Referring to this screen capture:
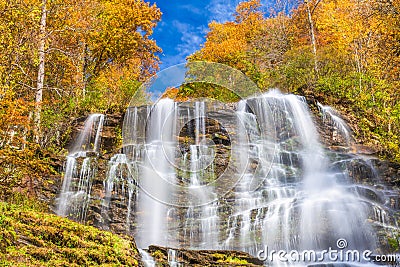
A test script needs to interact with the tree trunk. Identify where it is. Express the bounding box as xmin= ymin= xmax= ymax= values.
xmin=305 ymin=0 xmax=318 ymax=74
xmin=82 ymin=43 xmax=89 ymax=97
xmin=34 ymin=0 xmax=47 ymax=144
